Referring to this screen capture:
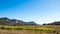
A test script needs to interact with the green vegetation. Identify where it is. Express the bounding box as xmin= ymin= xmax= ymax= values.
xmin=0 ymin=26 xmax=23 ymax=30
xmin=0 ymin=25 xmax=55 ymax=31
xmin=34 ymin=28 xmax=55 ymax=31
